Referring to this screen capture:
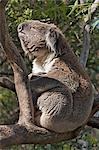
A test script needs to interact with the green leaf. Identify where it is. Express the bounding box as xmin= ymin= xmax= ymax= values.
xmin=68 ymin=0 xmax=78 ymax=16
xmin=92 ymin=19 xmax=99 ymax=30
